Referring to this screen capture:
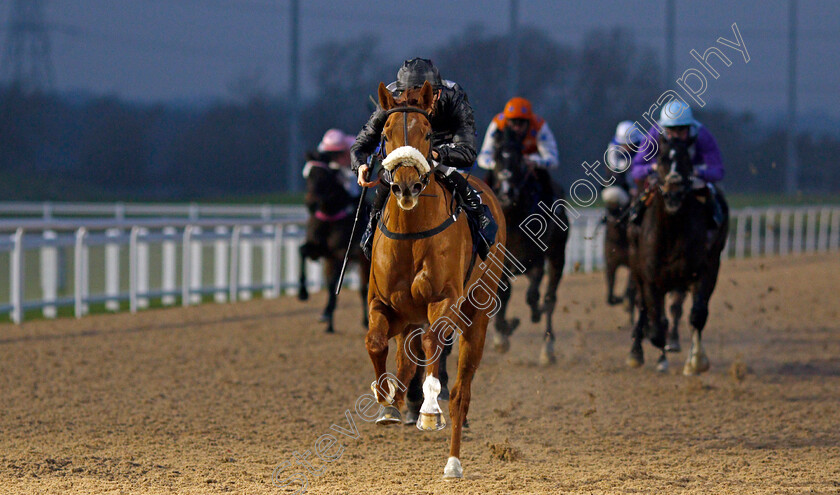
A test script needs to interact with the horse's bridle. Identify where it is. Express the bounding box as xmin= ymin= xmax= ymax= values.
xmin=380 ymin=105 xmax=433 ymax=191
